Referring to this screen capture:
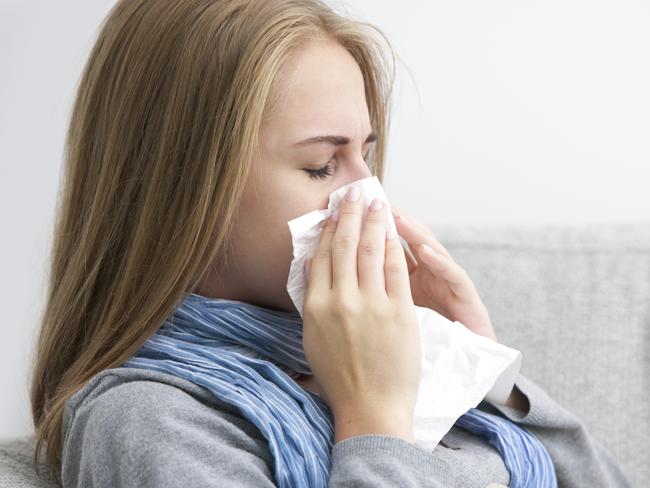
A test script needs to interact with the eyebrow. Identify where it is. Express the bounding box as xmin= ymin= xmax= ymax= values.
xmin=293 ymin=131 xmax=377 ymax=147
